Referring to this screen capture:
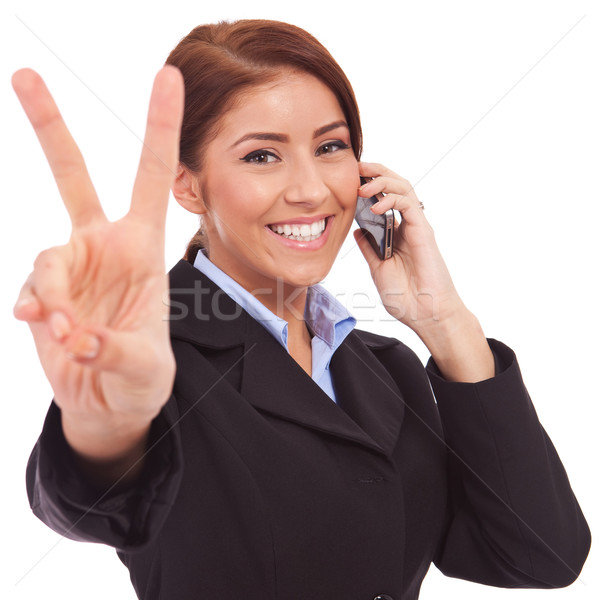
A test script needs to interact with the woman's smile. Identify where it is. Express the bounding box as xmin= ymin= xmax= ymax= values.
xmin=266 ymin=215 xmax=330 ymax=243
